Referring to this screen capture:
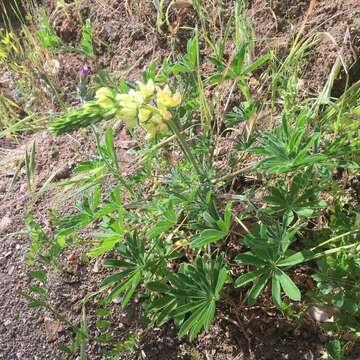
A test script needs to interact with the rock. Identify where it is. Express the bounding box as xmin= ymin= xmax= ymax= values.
xmin=0 ymin=181 xmax=7 ymax=193
xmin=92 ymin=257 xmax=102 ymax=273
xmin=308 ymin=305 xmax=335 ymax=322
xmin=44 ymin=317 xmax=63 ymax=342
xmin=0 ymin=215 xmax=12 ymax=234
xmin=112 ymin=296 xmax=122 ymax=304
xmin=8 ymin=266 xmax=15 ymax=276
